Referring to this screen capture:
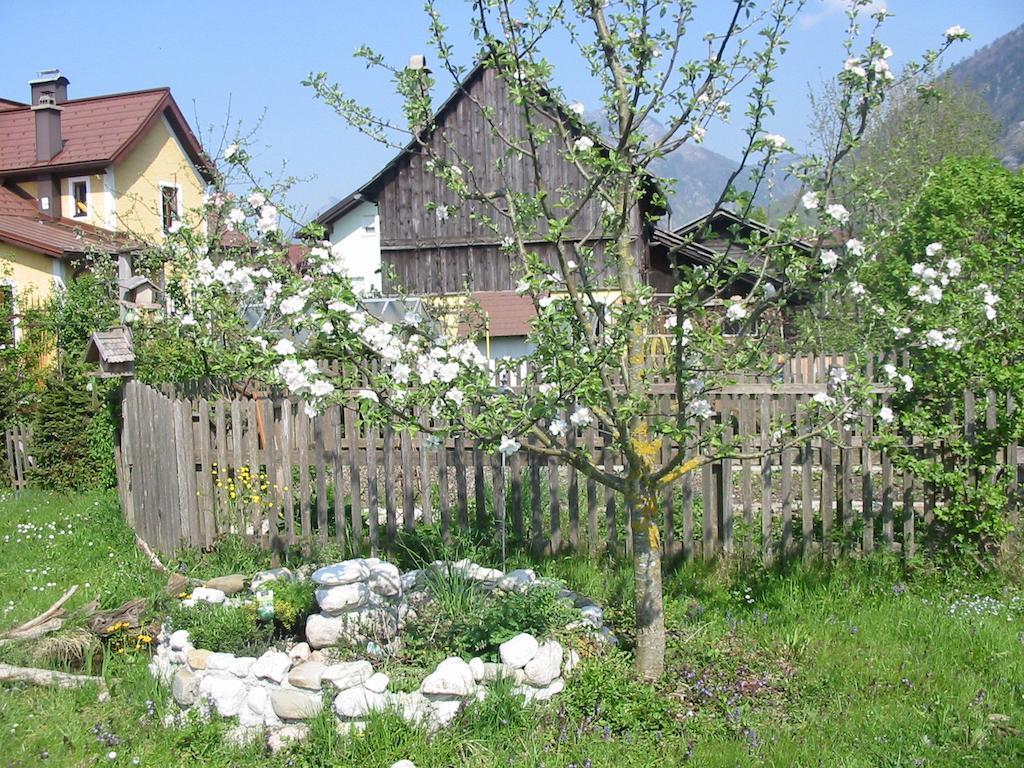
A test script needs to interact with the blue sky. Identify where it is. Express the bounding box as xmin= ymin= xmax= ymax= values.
xmin=1 ymin=1 xmax=1021 ymax=222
